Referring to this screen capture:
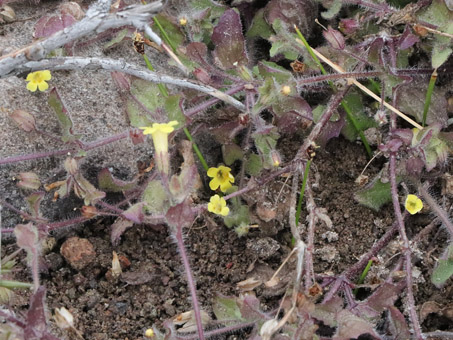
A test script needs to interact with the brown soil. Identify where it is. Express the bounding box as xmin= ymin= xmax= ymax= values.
xmin=4 ymin=138 xmax=452 ymax=339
